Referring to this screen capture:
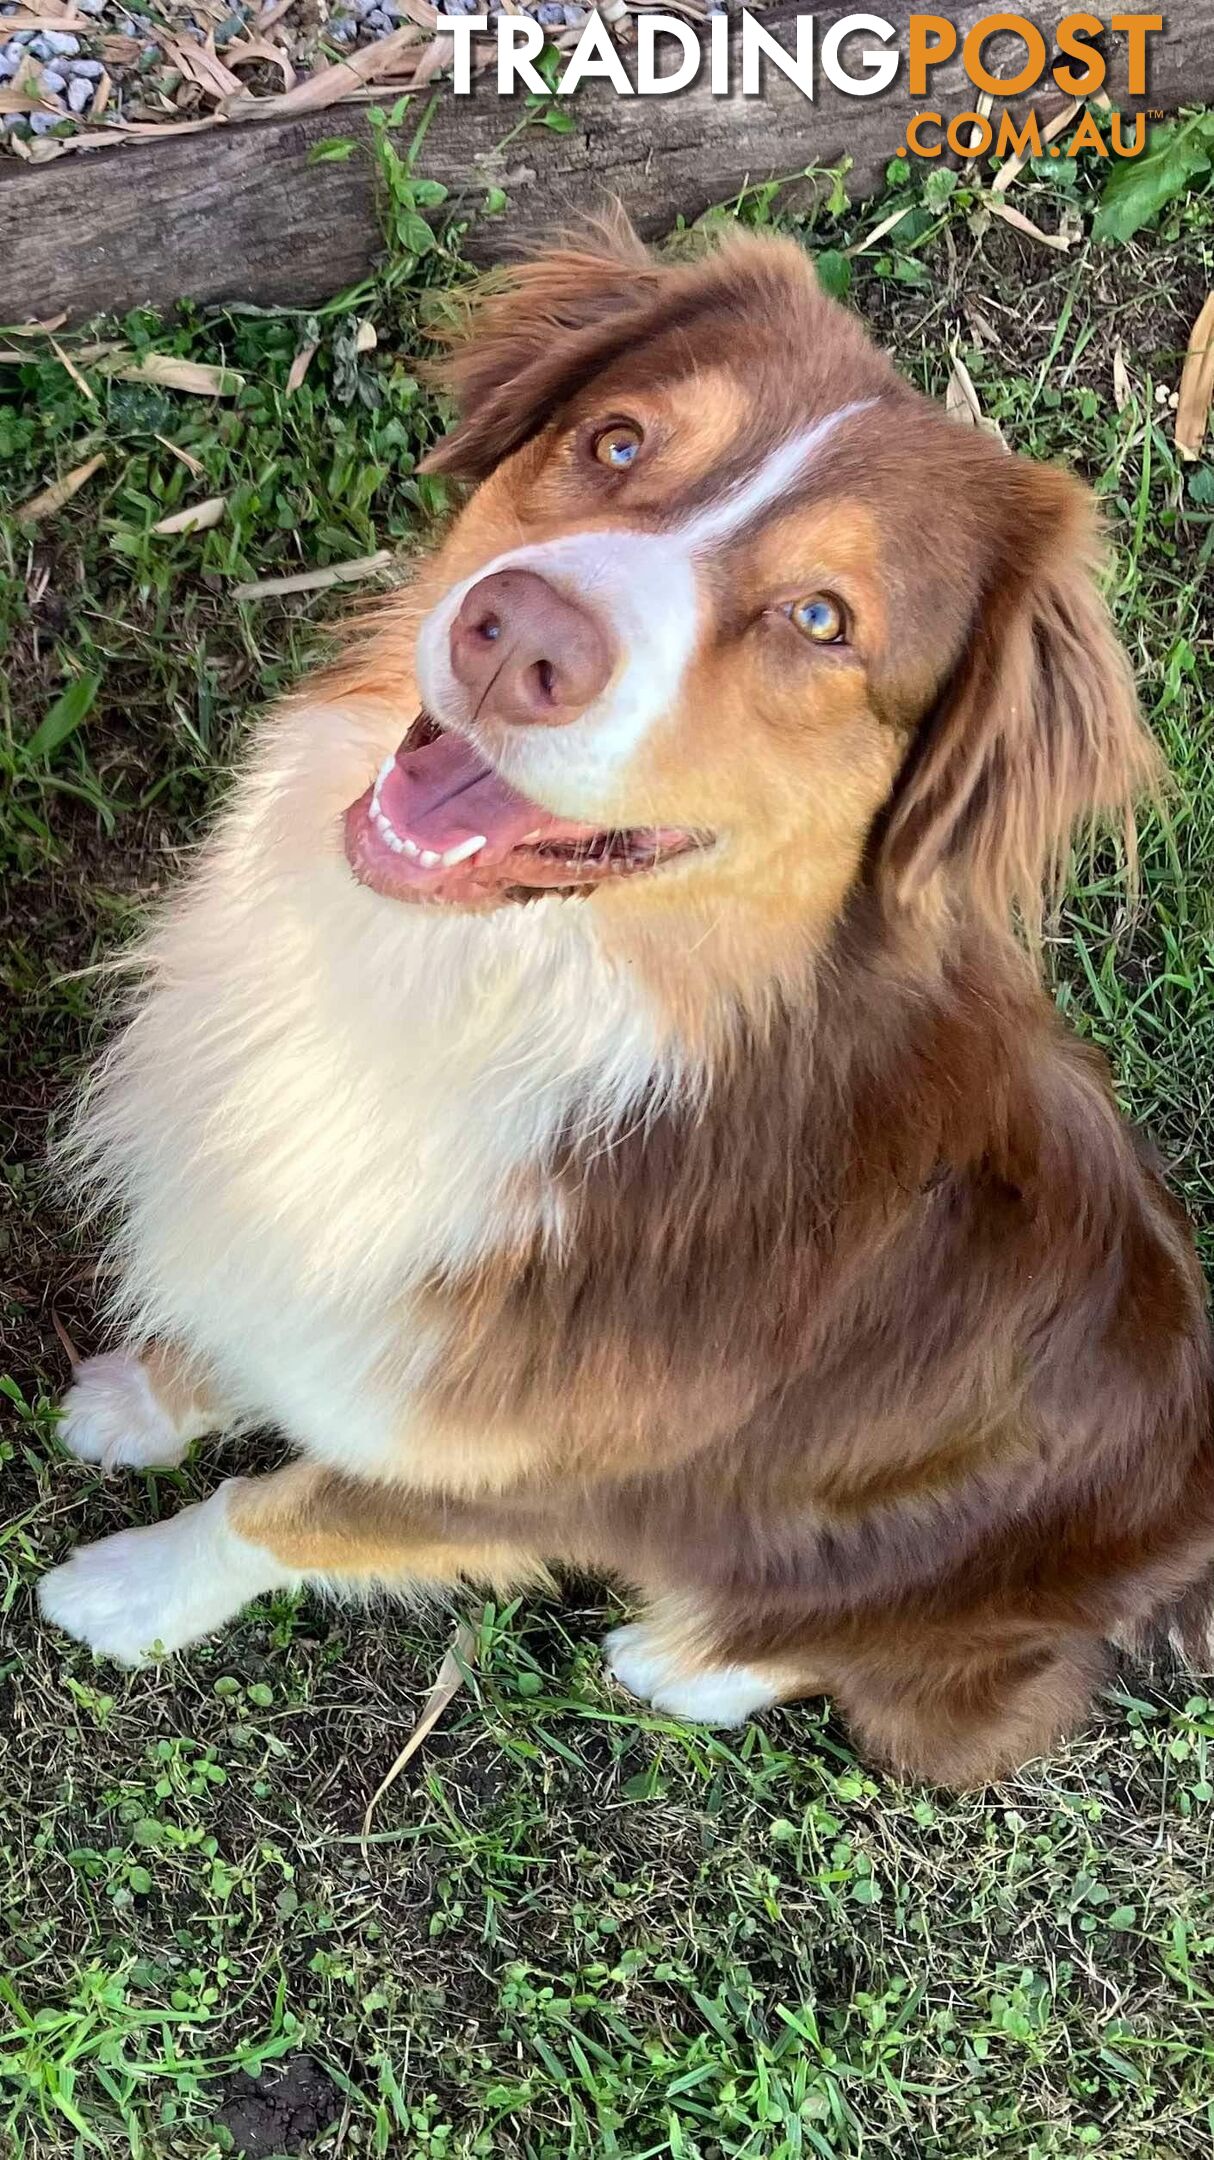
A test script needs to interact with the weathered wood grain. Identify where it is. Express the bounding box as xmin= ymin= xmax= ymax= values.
xmin=1 ymin=2 xmax=1209 ymax=323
